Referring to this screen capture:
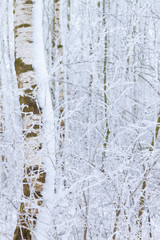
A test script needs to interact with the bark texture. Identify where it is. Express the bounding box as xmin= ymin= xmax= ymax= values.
xmin=14 ymin=0 xmax=45 ymax=238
